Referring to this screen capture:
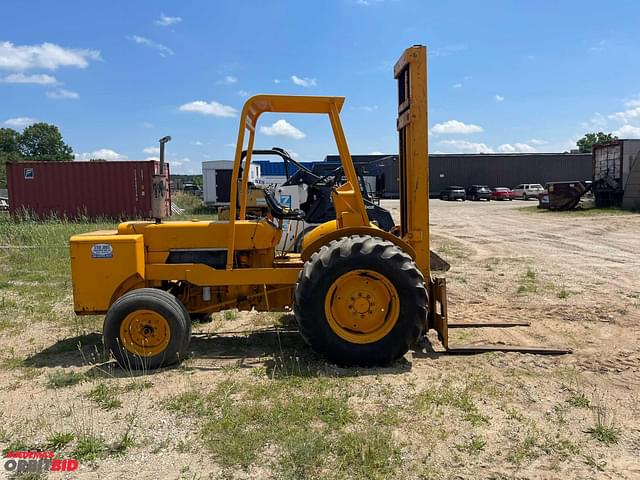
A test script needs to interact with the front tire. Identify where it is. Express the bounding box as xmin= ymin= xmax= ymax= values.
xmin=294 ymin=235 xmax=427 ymax=366
xmin=104 ymin=288 xmax=191 ymax=369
